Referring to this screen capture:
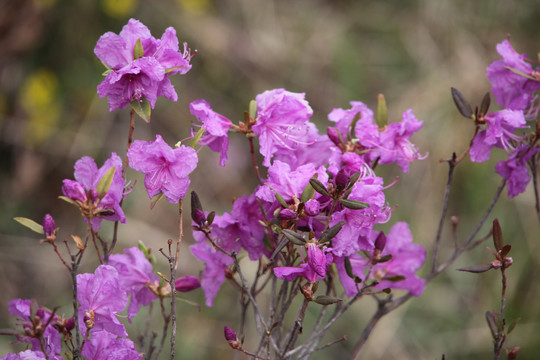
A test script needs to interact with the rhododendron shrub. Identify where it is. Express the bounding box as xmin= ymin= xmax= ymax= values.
xmin=4 ymin=18 xmax=539 ymax=360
